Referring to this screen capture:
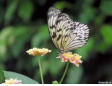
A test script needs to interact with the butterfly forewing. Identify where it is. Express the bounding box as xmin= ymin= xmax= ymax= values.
xmin=47 ymin=7 xmax=89 ymax=52
xmin=48 ymin=7 xmax=60 ymax=49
